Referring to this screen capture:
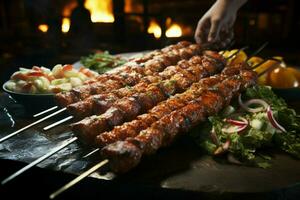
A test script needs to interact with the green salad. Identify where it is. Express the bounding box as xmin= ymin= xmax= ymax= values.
xmin=80 ymin=51 xmax=127 ymax=74
xmin=191 ymin=86 xmax=300 ymax=168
